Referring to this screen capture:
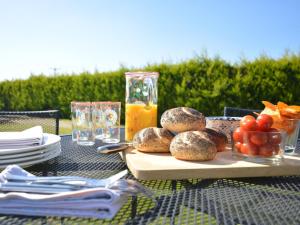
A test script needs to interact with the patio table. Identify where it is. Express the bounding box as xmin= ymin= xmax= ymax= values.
xmin=1 ymin=128 xmax=300 ymax=225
